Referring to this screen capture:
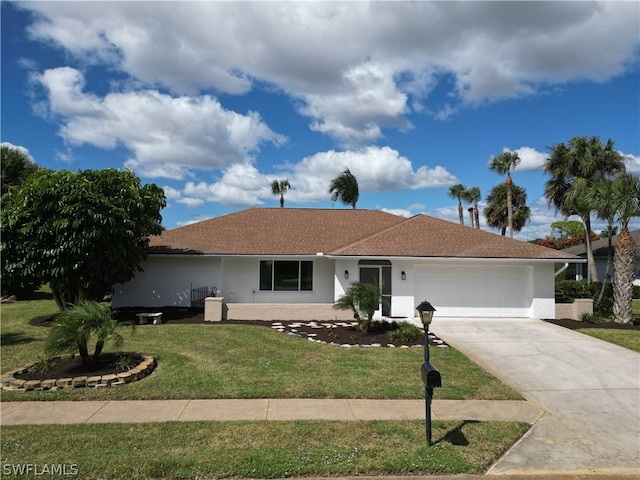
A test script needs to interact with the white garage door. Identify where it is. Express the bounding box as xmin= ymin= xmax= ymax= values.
xmin=414 ymin=264 xmax=532 ymax=317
